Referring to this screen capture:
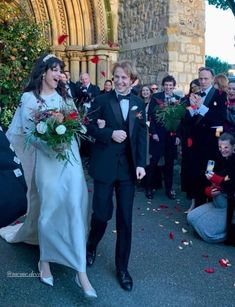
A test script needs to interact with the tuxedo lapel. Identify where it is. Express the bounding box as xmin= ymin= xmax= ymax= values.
xmin=110 ymin=94 xmax=123 ymax=127
xmin=204 ymin=87 xmax=216 ymax=107
xmin=128 ymin=96 xmax=136 ymax=137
